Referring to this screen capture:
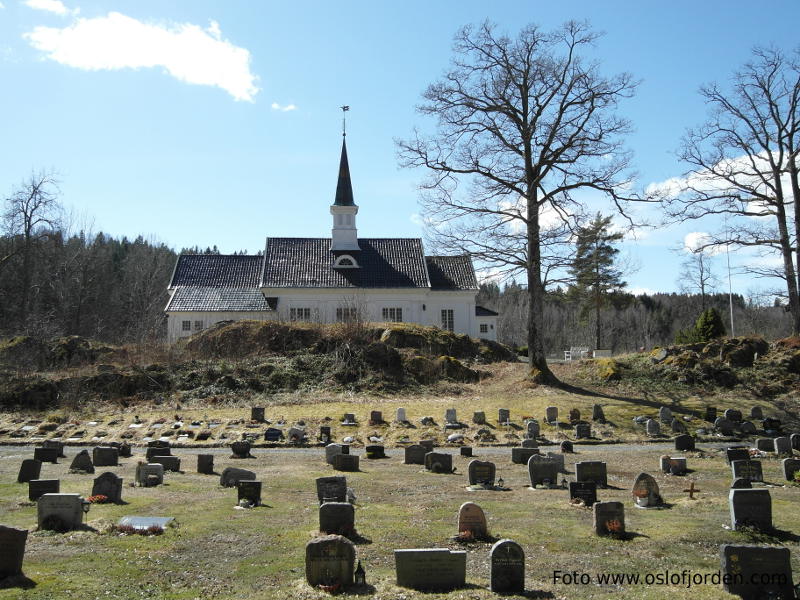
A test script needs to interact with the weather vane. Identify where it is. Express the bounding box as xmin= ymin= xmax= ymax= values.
xmin=340 ymin=105 xmax=350 ymax=137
